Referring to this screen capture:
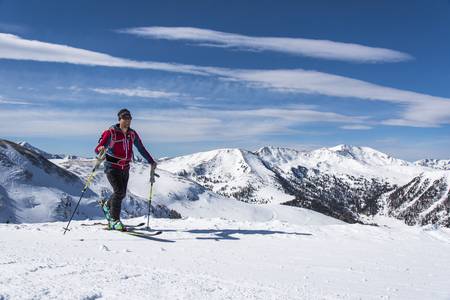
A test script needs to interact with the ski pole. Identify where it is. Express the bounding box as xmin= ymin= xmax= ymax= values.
xmin=63 ymin=149 xmax=106 ymax=235
xmin=146 ymin=165 xmax=159 ymax=230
